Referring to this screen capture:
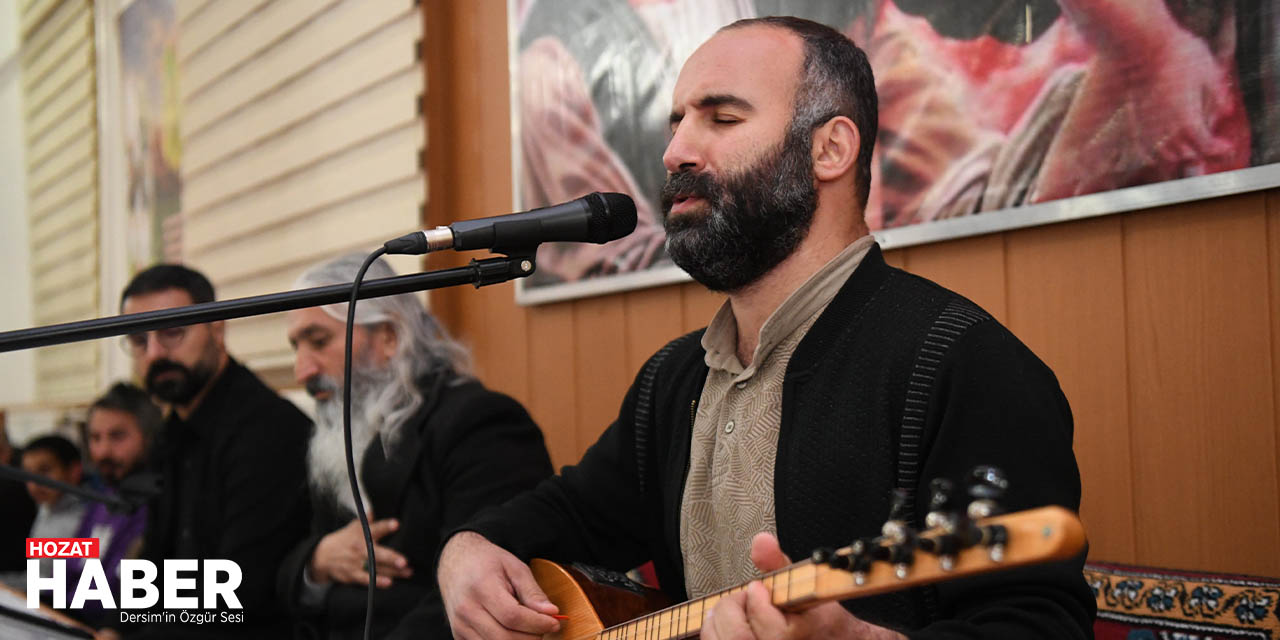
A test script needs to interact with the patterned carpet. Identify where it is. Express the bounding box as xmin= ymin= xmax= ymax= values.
xmin=1086 ymin=562 xmax=1280 ymax=639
